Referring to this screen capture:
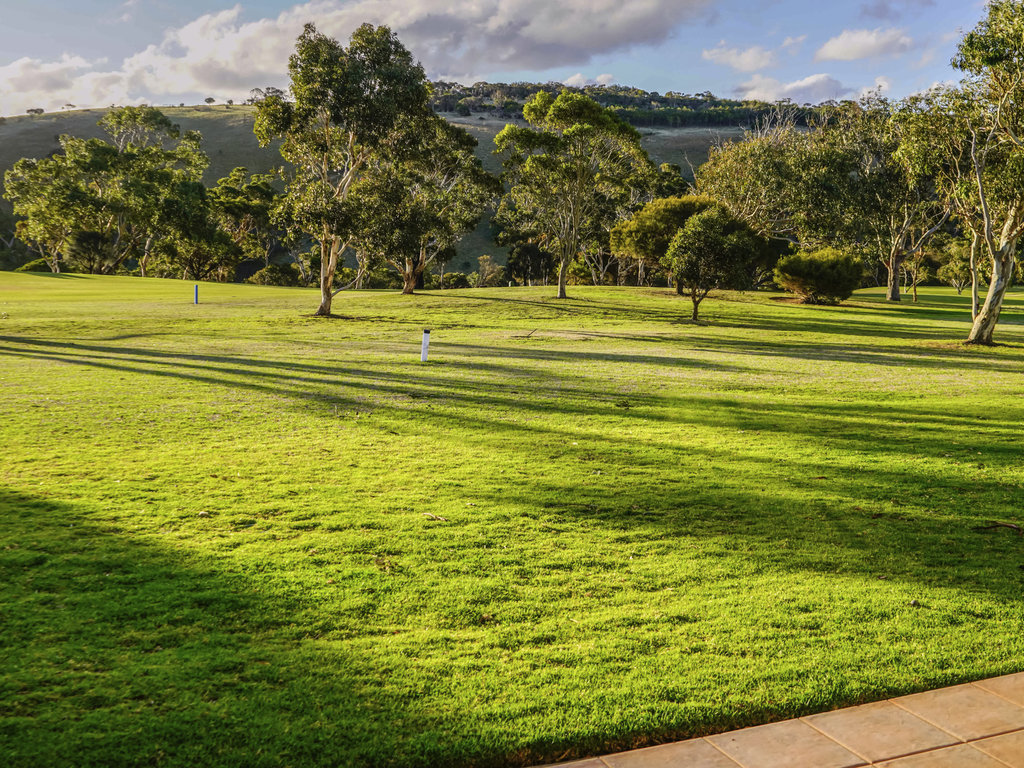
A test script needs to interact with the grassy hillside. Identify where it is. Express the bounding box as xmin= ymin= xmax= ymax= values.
xmin=0 ymin=106 xmax=277 ymax=191
xmin=2 ymin=274 xmax=1023 ymax=767
xmin=0 ymin=107 xmax=740 ymax=271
